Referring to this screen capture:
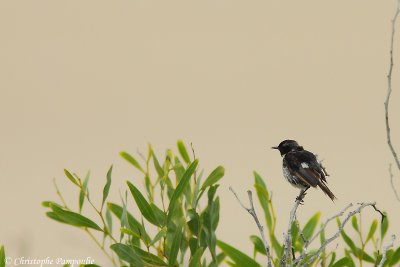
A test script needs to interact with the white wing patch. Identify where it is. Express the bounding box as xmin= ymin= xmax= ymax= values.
xmin=301 ymin=162 xmax=309 ymax=168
